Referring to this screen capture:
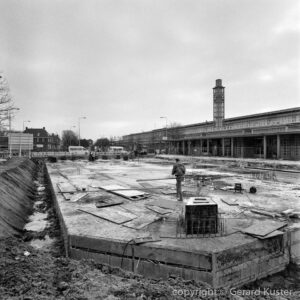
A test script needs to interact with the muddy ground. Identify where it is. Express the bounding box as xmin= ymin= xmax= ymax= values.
xmin=1 ymin=233 xmax=300 ymax=300
xmin=1 ymin=159 xmax=300 ymax=300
